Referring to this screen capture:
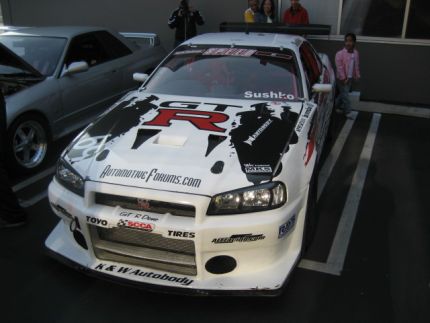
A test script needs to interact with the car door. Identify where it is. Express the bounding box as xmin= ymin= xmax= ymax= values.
xmin=299 ymin=41 xmax=331 ymax=158
xmin=57 ymin=32 xmax=125 ymax=133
